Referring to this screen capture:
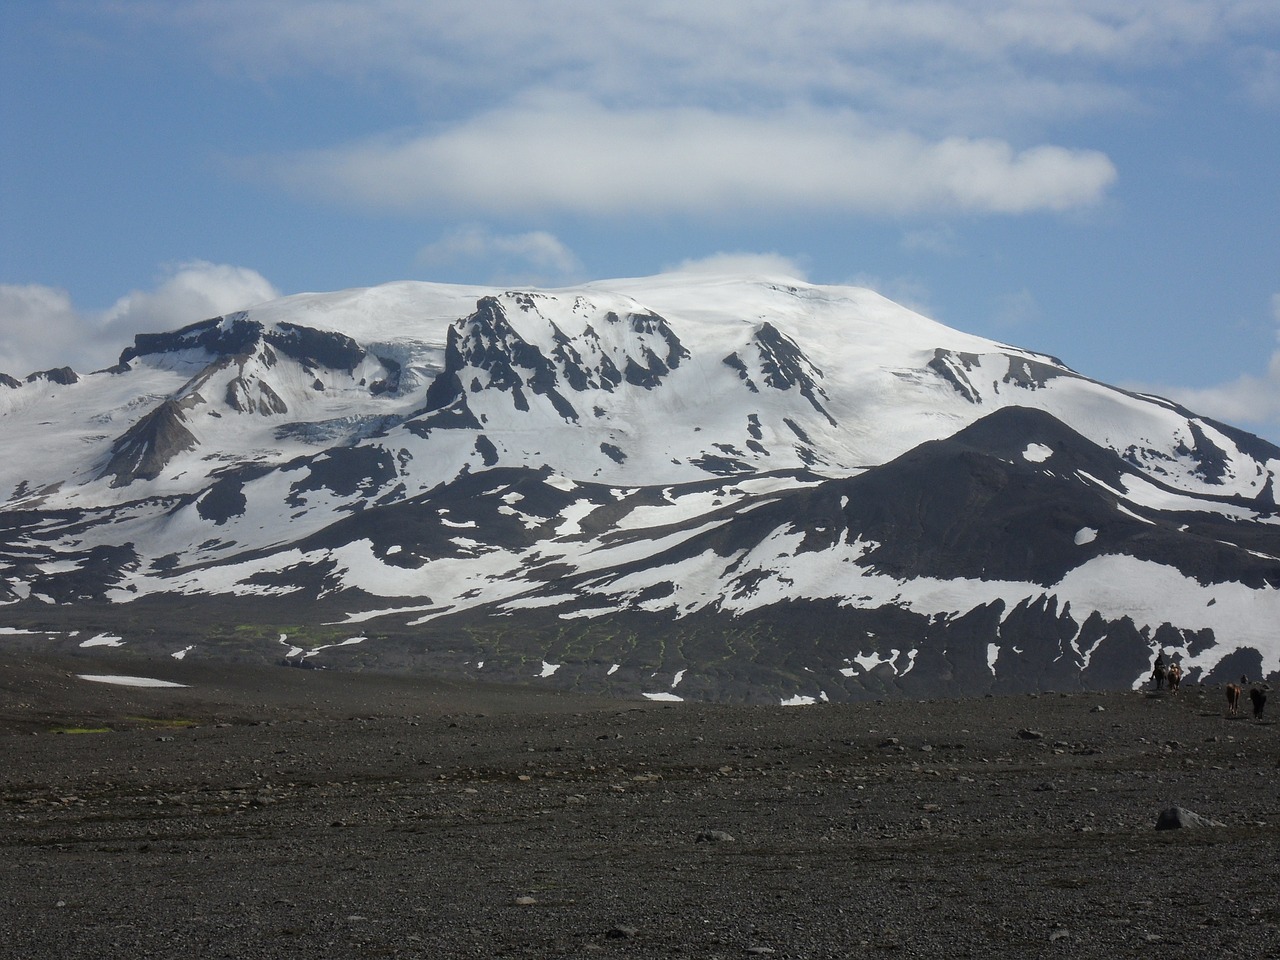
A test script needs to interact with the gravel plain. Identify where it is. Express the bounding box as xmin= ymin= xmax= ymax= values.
xmin=1 ymin=650 xmax=1279 ymax=959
